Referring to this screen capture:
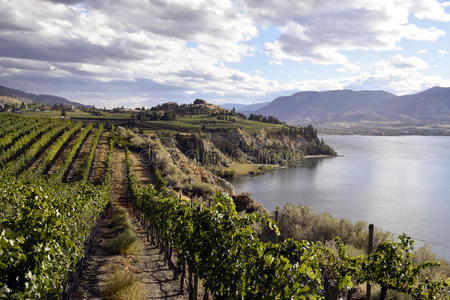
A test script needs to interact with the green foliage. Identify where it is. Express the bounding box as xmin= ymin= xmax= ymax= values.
xmin=0 ymin=177 xmax=111 ymax=298
xmin=20 ymin=122 xmax=82 ymax=180
xmin=0 ymin=118 xmax=57 ymax=167
xmin=80 ymin=124 xmax=103 ymax=181
xmin=248 ymin=113 xmax=285 ymax=124
xmin=274 ymin=204 xmax=391 ymax=250
xmin=363 ymin=235 xmax=448 ymax=299
xmin=49 ymin=123 xmax=93 ymax=182
xmin=0 ymin=117 xmax=44 ymax=151
xmin=125 ymin=150 xmax=328 ymax=298
xmin=0 ymin=117 xmax=114 ymax=298
xmin=124 ymin=150 xmax=448 ymax=299
xmin=2 ymin=122 xmax=71 ymax=175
